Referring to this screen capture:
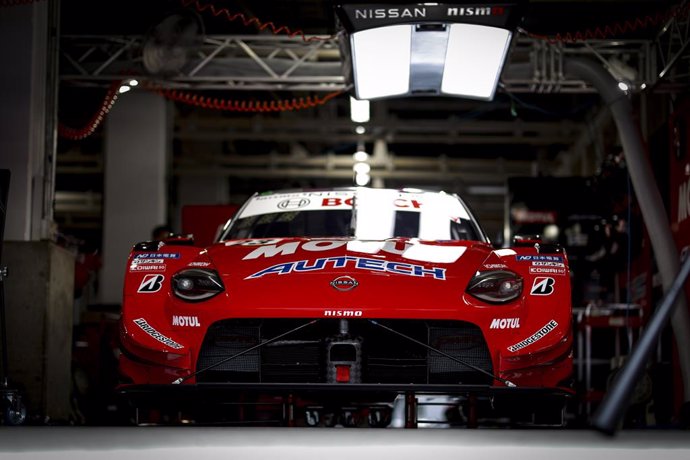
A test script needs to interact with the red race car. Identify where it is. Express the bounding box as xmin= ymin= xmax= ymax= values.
xmin=117 ymin=187 xmax=573 ymax=427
